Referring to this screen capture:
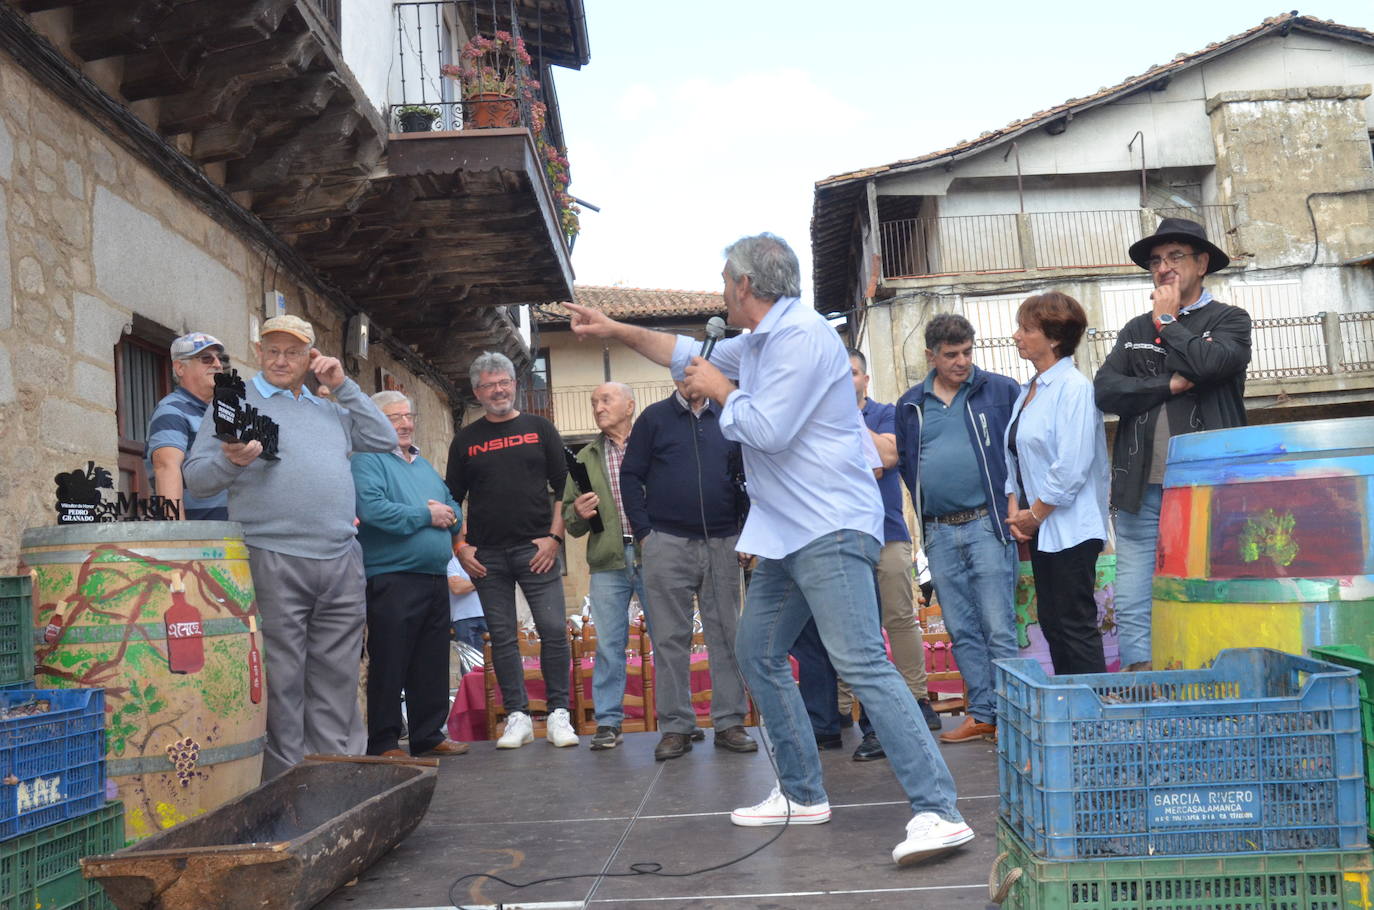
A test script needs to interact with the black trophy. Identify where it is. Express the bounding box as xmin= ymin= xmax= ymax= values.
xmin=212 ymin=370 xmax=247 ymax=441
xmin=563 ymin=446 xmax=604 ymax=534
xmin=54 ymin=461 xmax=114 ymax=524
xmin=212 ymin=369 xmax=280 ymax=461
